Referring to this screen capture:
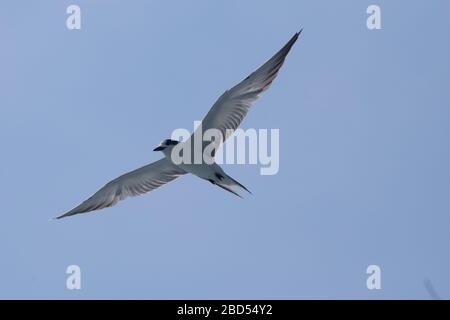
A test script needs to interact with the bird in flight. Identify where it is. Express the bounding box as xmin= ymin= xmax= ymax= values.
xmin=57 ymin=31 xmax=301 ymax=219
